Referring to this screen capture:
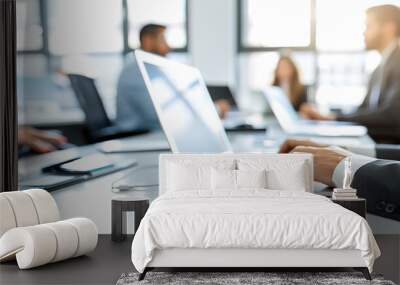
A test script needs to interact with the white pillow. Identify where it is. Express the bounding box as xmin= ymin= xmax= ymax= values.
xmin=211 ymin=169 xmax=236 ymax=190
xmin=236 ymin=169 xmax=268 ymax=189
xmin=165 ymin=159 xmax=236 ymax=193
xmin=237 ymin=157 xmax=310 ymax=192
xmin=168 ymin=163 xmax=210 ymax=191
xmin=266 ymin=167 xmax=307 ymax=191
xmin=211 ymin=169 xmax=268 ymax=190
